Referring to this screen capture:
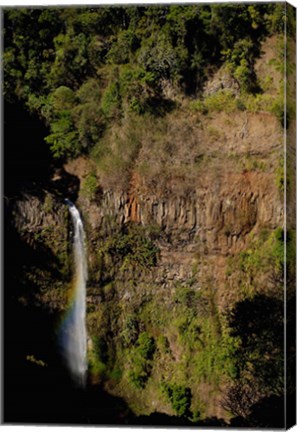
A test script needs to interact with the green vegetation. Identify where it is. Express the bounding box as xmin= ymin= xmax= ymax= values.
xmin=128 ymin=332 xmax=156 ymax=389
xmin=191 ymin=89 xmax=237 ymax=114
xmin=121 ymin=315 xmax=139 ymax=347
xmin=161 ymin=382 xmax=192 ymax=417
xmin=227 ymin=227 xmax=287 ymax=298
xmin=103 ymin=224 xmax=159 ymax=269
xmin=4 ymin=4 xmax=289 ymax=160
xmin=171 ymin=283 xmax=238 ymax=385
xmin=223 ymin=37 xmax=259 ymax=93
xmin=89 ymin=336 xmax=107 ymax=377
xmin=81 ymin=171 xmax=99 ymax=200
xmin=190 ymin=87 xmax=286 ymax=120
